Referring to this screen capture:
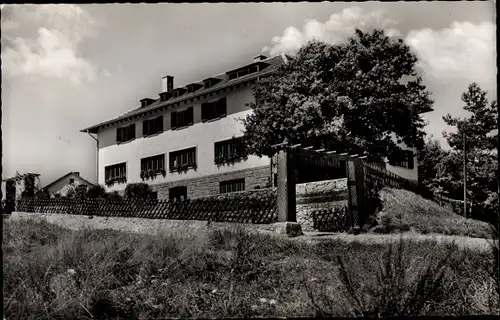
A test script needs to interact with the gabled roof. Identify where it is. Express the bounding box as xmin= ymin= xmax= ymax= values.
xmin=43 ymin=172 xmax=95 ymax=191
xmin=79 ymin=53 xmax=432 ymax=134
xmin=80 ymin=55 xmax=285 ymax=134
